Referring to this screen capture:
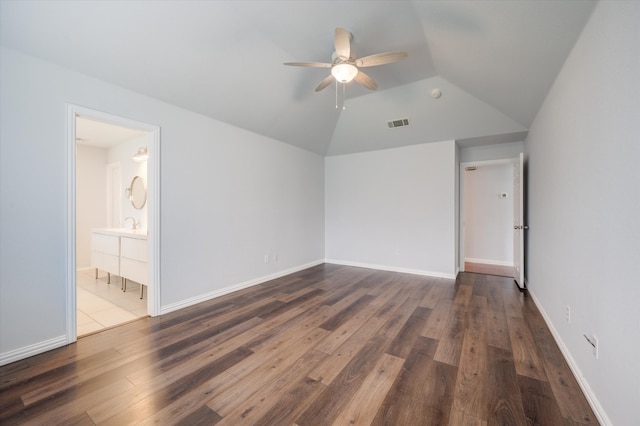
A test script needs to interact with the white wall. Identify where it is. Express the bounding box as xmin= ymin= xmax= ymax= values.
xmin=107 ymin=135 xmax=149 ymax=230
xmin=525 ymin=2 xmax=640 ymax=424
xmin=463 ymin=162 xmax=513 ymax=266
xmin=325 ymin=140 xmax=457 ymax=278
xmin=0 ymin=47 xmax=325 ymax=361
xmin=460 ymin=141 xmax=524 ymax=163
xmin=76 ymin=145 xmax=108 ymax=269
